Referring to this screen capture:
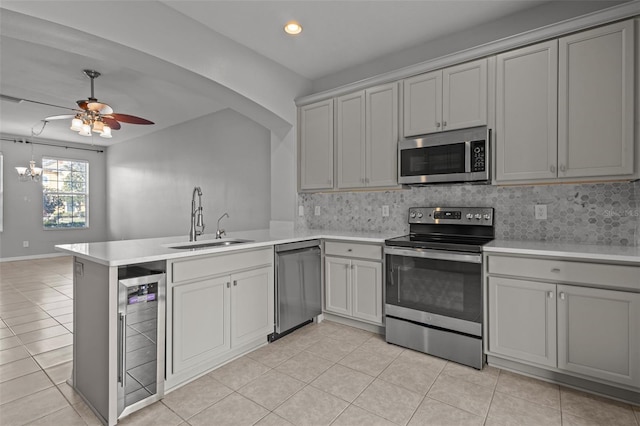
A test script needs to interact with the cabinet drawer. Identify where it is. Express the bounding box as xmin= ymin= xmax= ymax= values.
xmin=487 ymin=255 xmax=640 ymax=291
xmin=325 ymin=241 xmax=381 ymax=260
xmin=172 ymin=248 xmax=273 ymax=283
